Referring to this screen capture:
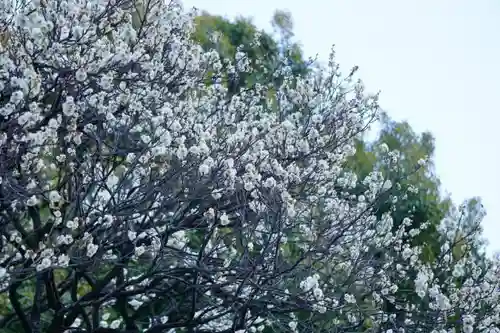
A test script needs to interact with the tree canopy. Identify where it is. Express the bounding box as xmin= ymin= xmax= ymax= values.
xmin=0 ymin=1 xmax=496 ymax=333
